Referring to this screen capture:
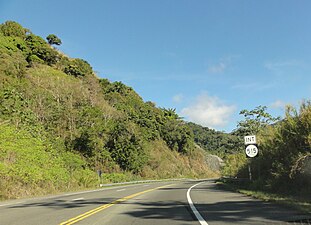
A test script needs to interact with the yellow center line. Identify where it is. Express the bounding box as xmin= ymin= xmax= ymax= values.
xmin=59 ymin=183 xmax=173 ymax=225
